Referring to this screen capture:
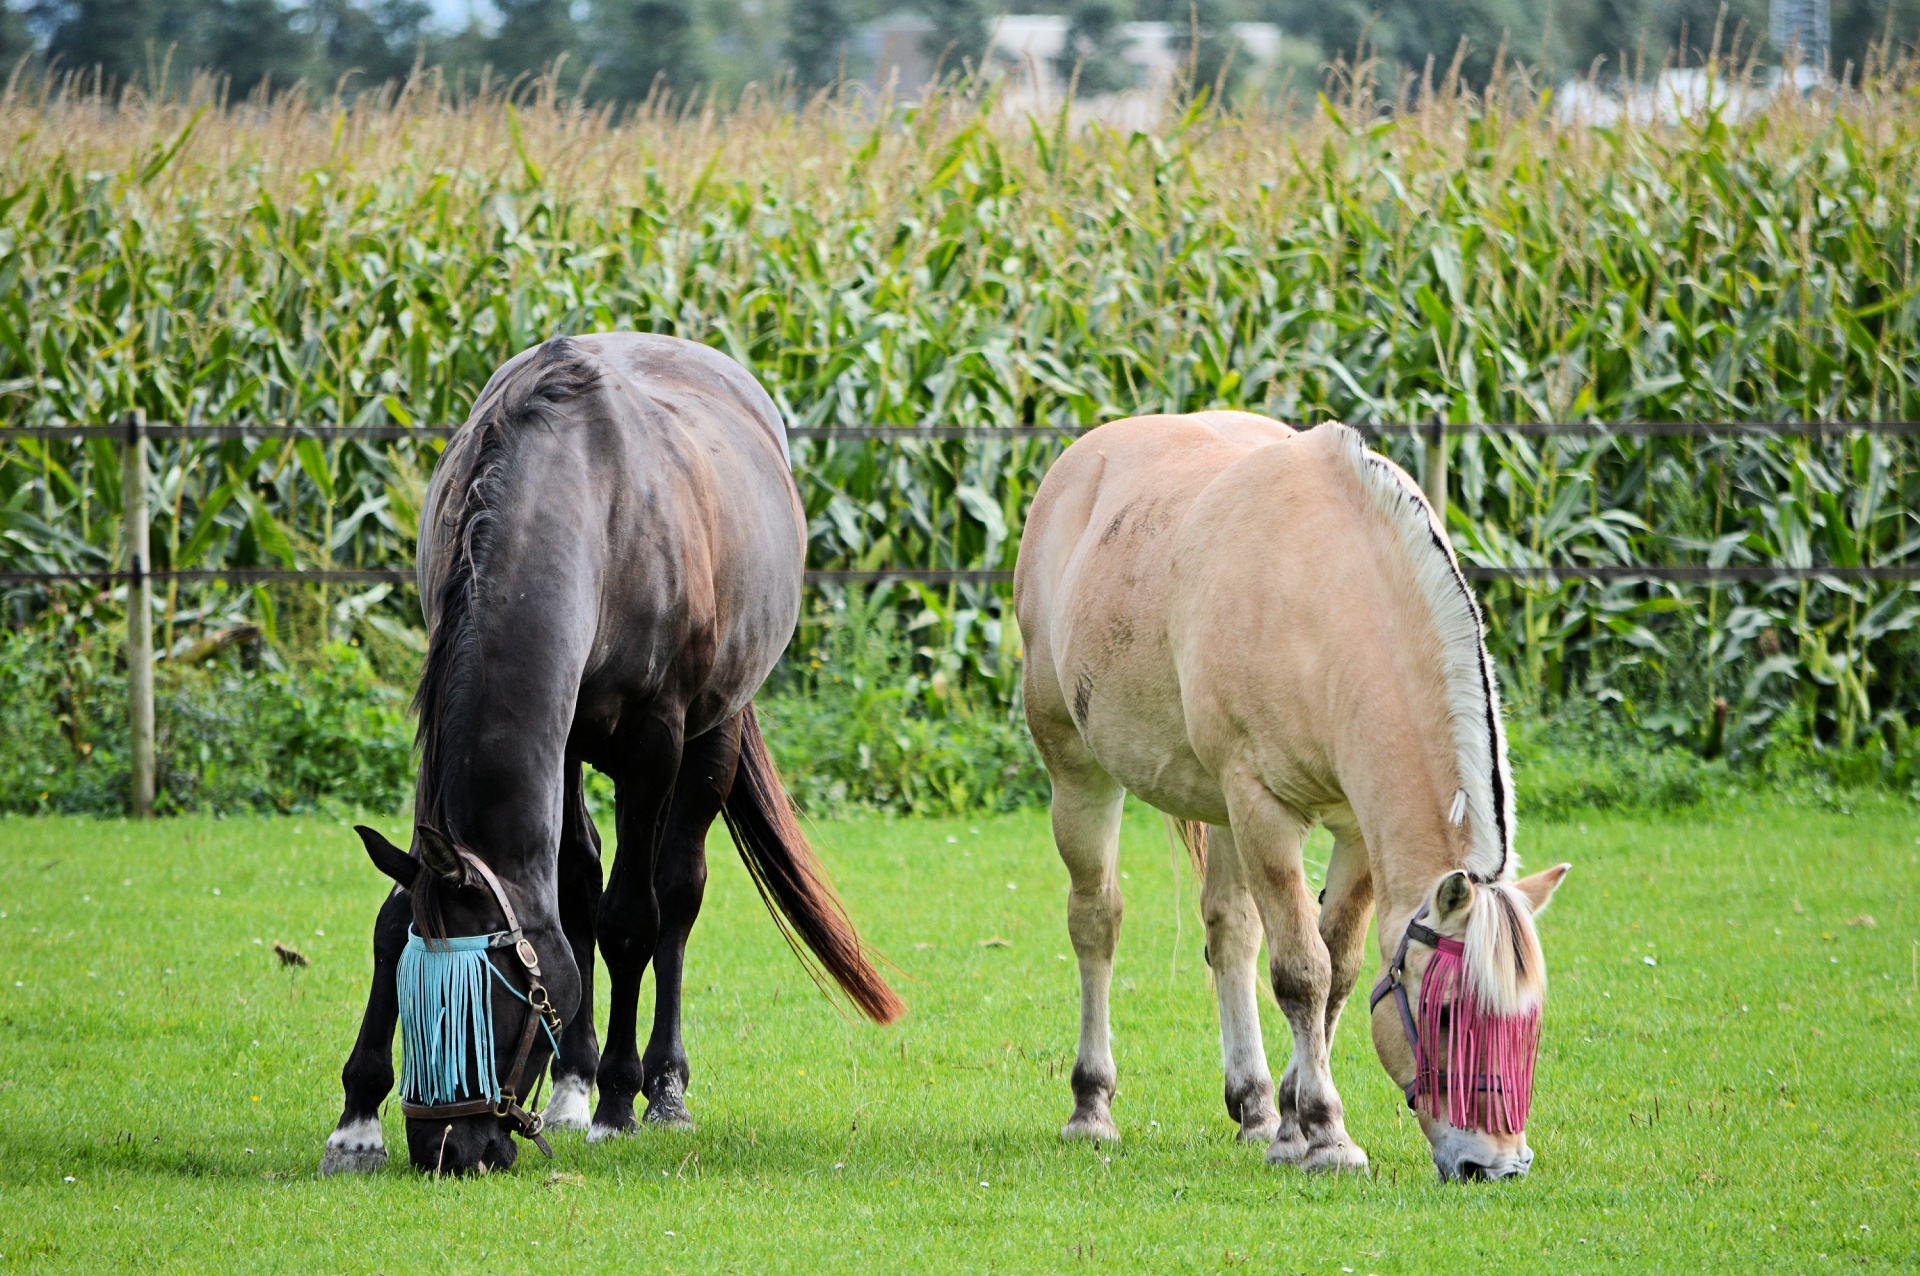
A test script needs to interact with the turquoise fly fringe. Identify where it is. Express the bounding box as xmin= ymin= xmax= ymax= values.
xmin=397 ymin=929 xmax=503 ymax=1107
xmin=396 ymin=927 xmax=563 ymax=1109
